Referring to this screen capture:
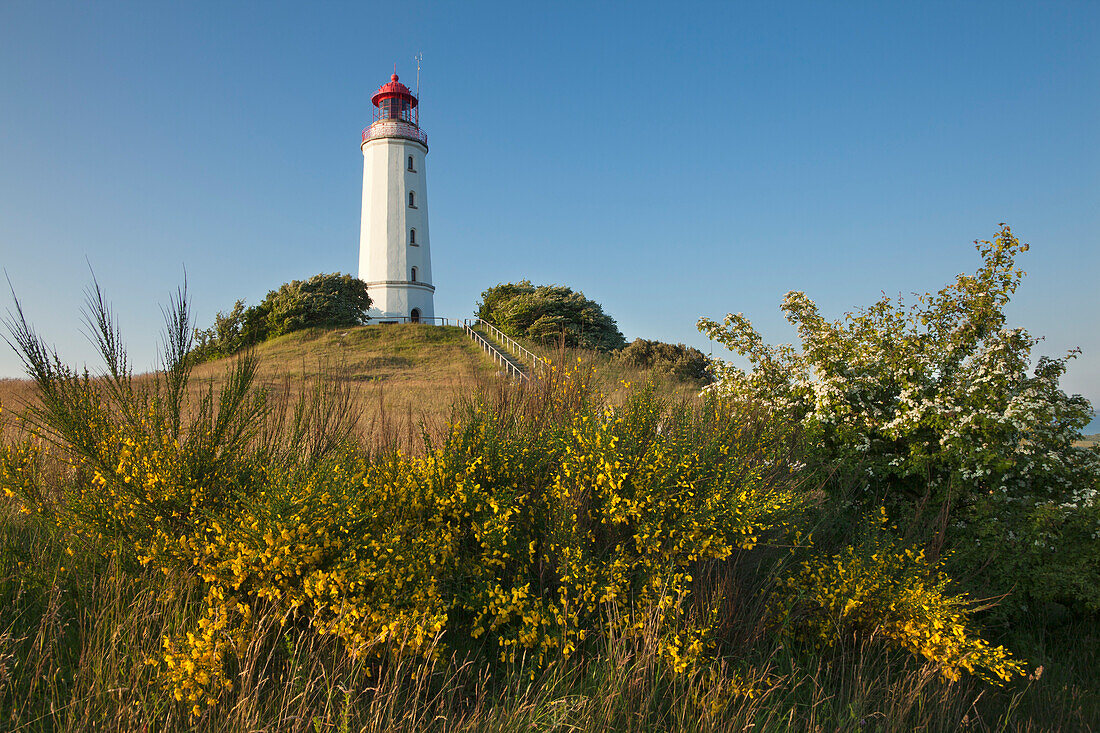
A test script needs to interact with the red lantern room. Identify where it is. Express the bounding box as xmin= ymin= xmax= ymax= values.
xmin=363 ymin=72 xmax=427 ymax=147
xmin=371 ymin=73 xmax=419 ymax=126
